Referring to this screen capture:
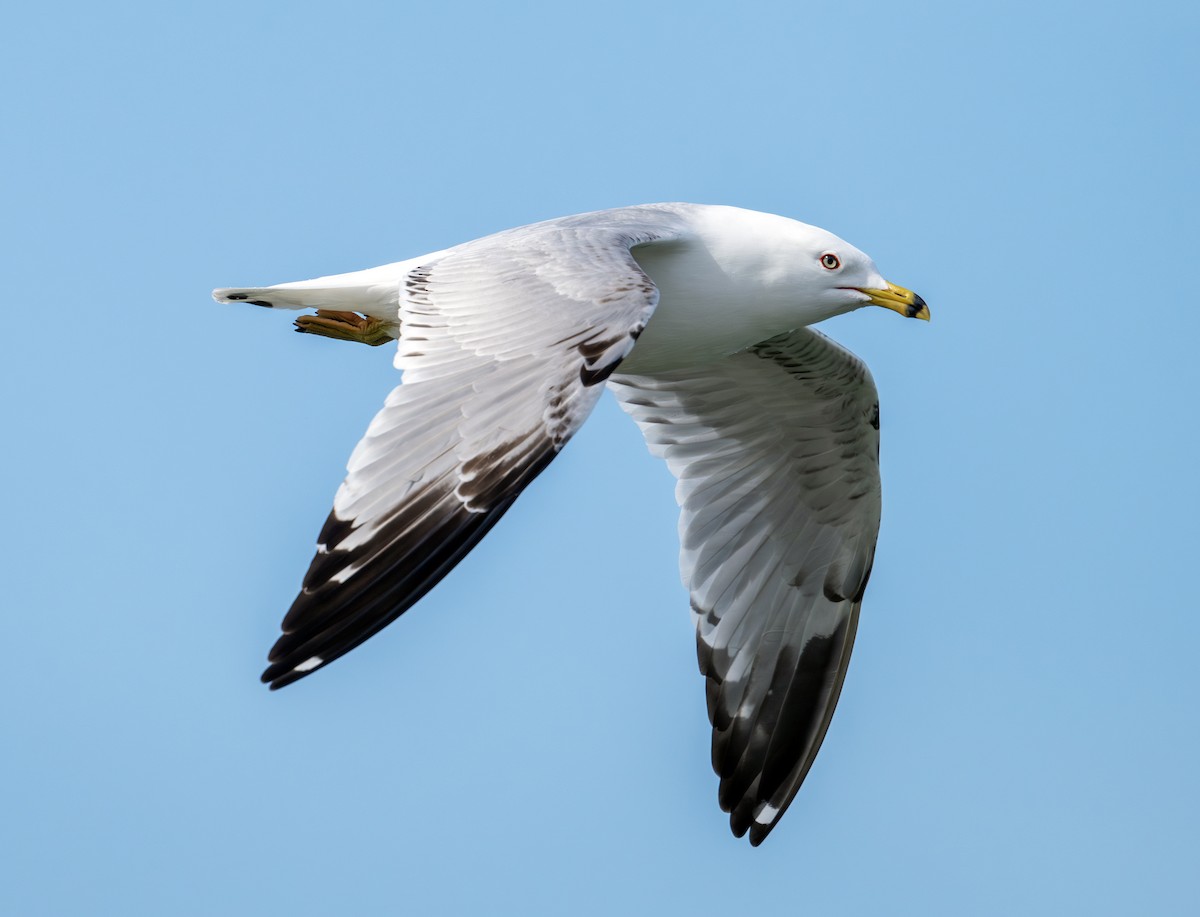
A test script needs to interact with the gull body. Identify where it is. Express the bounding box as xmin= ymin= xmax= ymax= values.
xmin=213 ymin=203 xmax=928 ymax=845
